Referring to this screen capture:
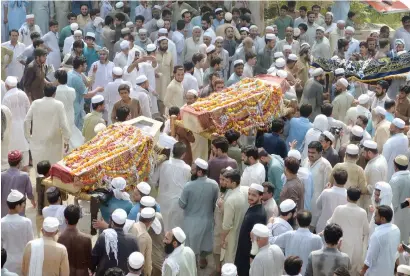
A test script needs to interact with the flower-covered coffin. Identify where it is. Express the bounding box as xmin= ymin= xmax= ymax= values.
xmin=50 ymin=124 xmax=154 ymax=192
xmin=181 ymin=76 xmax=284 ymax=135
